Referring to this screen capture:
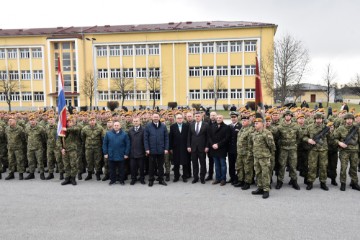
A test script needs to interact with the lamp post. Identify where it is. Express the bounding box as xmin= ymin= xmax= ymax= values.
xmin=85 ymin=37 xmax=96 ymax=109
